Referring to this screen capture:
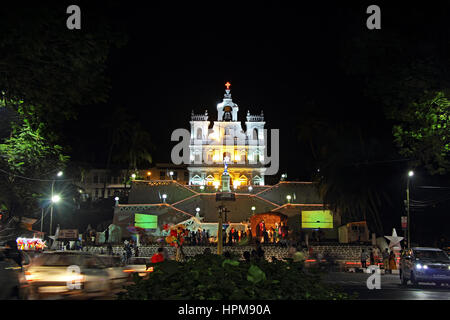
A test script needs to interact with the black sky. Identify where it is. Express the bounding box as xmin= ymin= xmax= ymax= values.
xmin=57 ymin=1 xmax=450 ymax=242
